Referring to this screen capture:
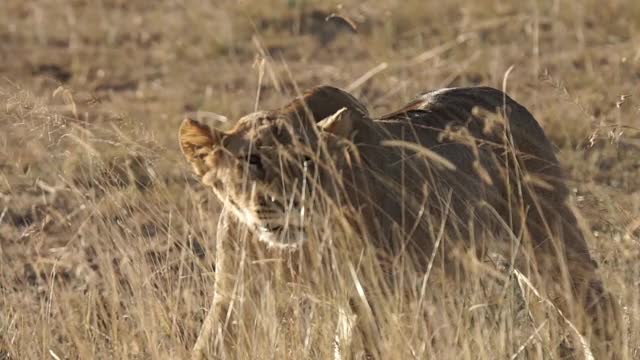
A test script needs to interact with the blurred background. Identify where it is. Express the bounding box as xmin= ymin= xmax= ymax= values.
xmin=1 ymin=1 xmax=639 ymax=358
